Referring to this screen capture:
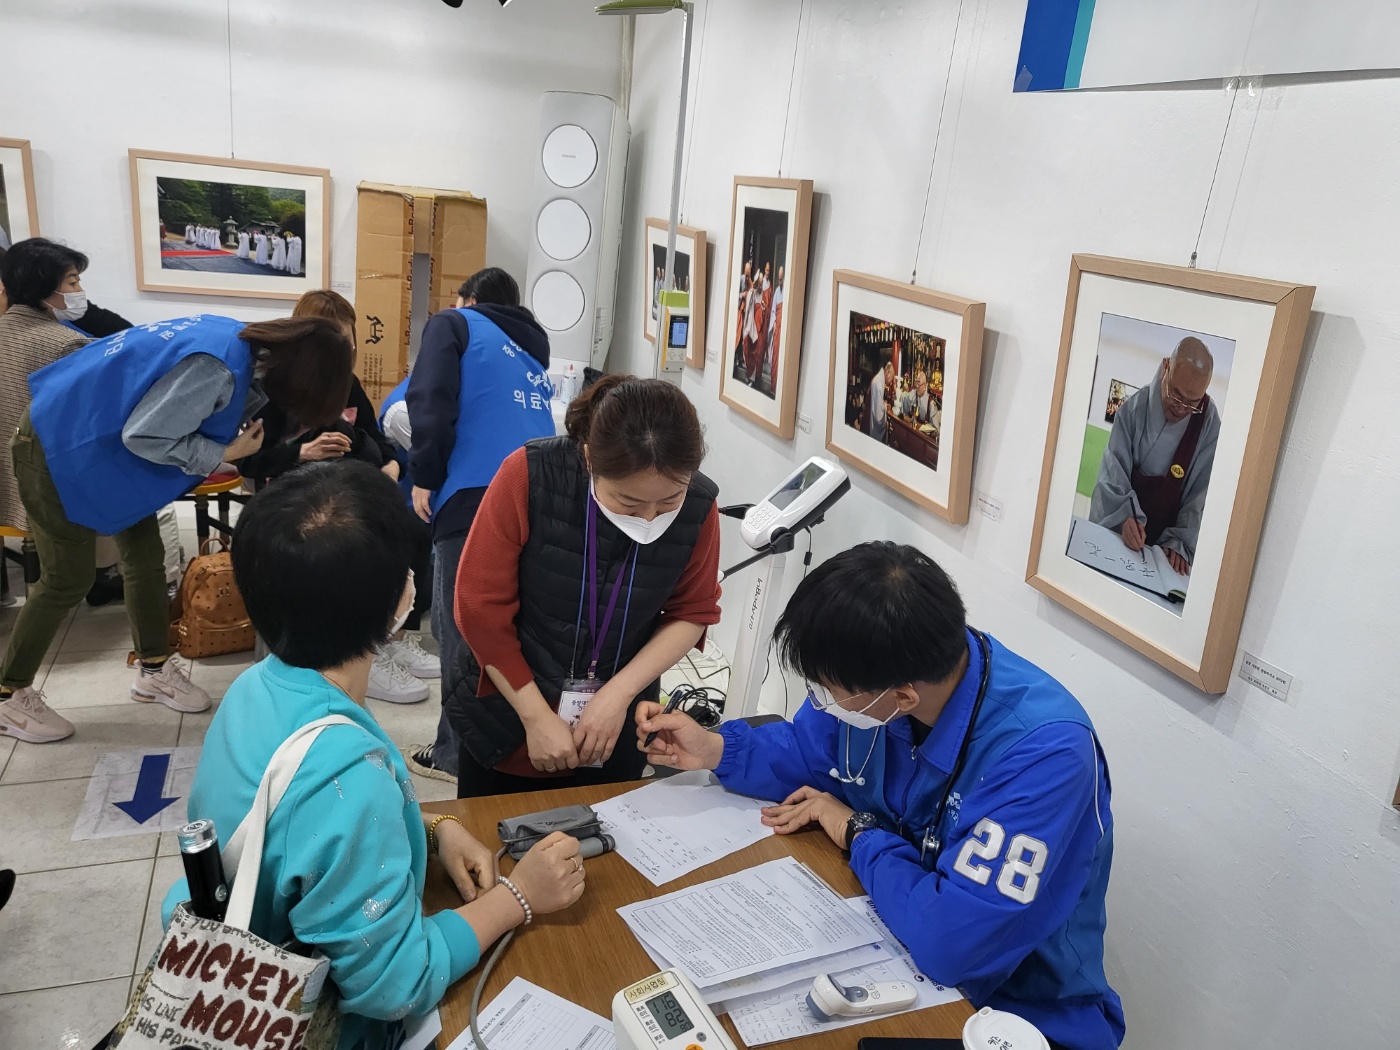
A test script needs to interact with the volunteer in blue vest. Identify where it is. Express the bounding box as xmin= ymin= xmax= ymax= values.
xmin=637 ymin=542 xmax=1124 ymax=1050
xmin=0 ymin=314 xmax=354 ymax=745
xmin=398 ymin=268 xmax=556 ymax=785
